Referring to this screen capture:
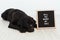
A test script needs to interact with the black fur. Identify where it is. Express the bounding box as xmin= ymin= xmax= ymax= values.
xmin=1 ymin=8 xmax=37 ymax=33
